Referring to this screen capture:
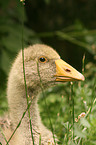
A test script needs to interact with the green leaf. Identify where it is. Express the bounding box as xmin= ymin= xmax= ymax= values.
xmin=62 ymin=122 xmax=70 ymax=129
xmin=74 ymin=129 xmax=86 ymax=138
xmin=80 ymin=118 xmax=91 ymax=128
xmin=74 ymin=124 xmax=86 ymax=138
